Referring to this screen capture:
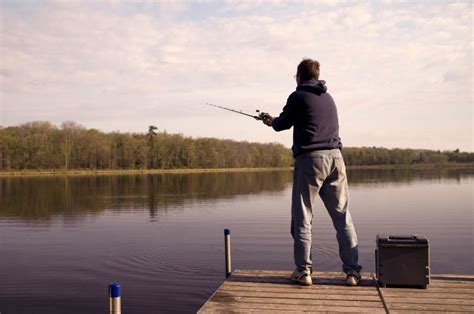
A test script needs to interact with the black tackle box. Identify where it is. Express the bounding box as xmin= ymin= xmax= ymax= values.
xmin=375 ymin=234 xmax=430 ymax=288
